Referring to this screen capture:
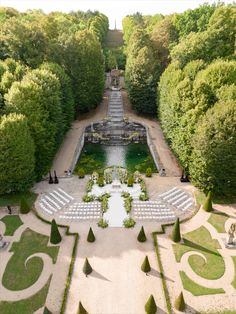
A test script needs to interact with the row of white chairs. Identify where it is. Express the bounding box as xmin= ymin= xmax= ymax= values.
xmin=40 ymin=202 xmax=53 ymax=215
xmin=135 ymin=215 xmax=176 ymax=220
xmin=59 ymin=215 xmax=100 ymax=220
xmin=134 ymin=208 xmax=172 ymax=213
xmin=58 ymin=188 xmax=74 ymax=200
xmin=68 ymin=208 xmax=101 ymax=212
xmin=65 ymin=211 xmax=100 ymax=215
xmin=41 ymin=199 xmax=58 ymax=212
